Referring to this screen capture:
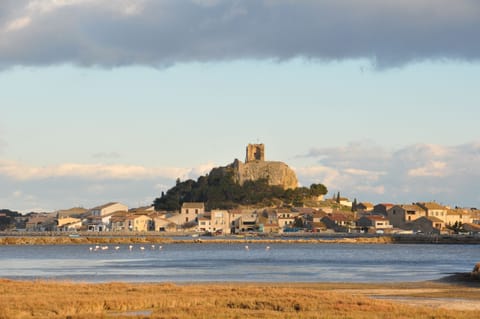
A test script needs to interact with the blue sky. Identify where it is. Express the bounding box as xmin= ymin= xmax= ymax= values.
xmin=0 ymin=0 xmax=479 ymax=212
